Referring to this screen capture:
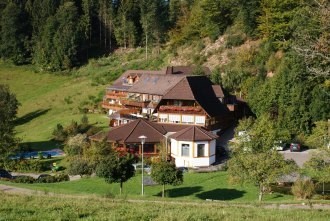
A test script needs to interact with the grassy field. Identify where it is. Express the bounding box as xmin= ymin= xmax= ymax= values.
xmin=1 ymin=171 xmax=295 ymax=203
xmin=0 ymin=193 xmax=329 ymax=221
xmin=0 ymin=62 xmax=109 ymax=150
xmin=0 ymin=49 xmax=167 ymax=151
